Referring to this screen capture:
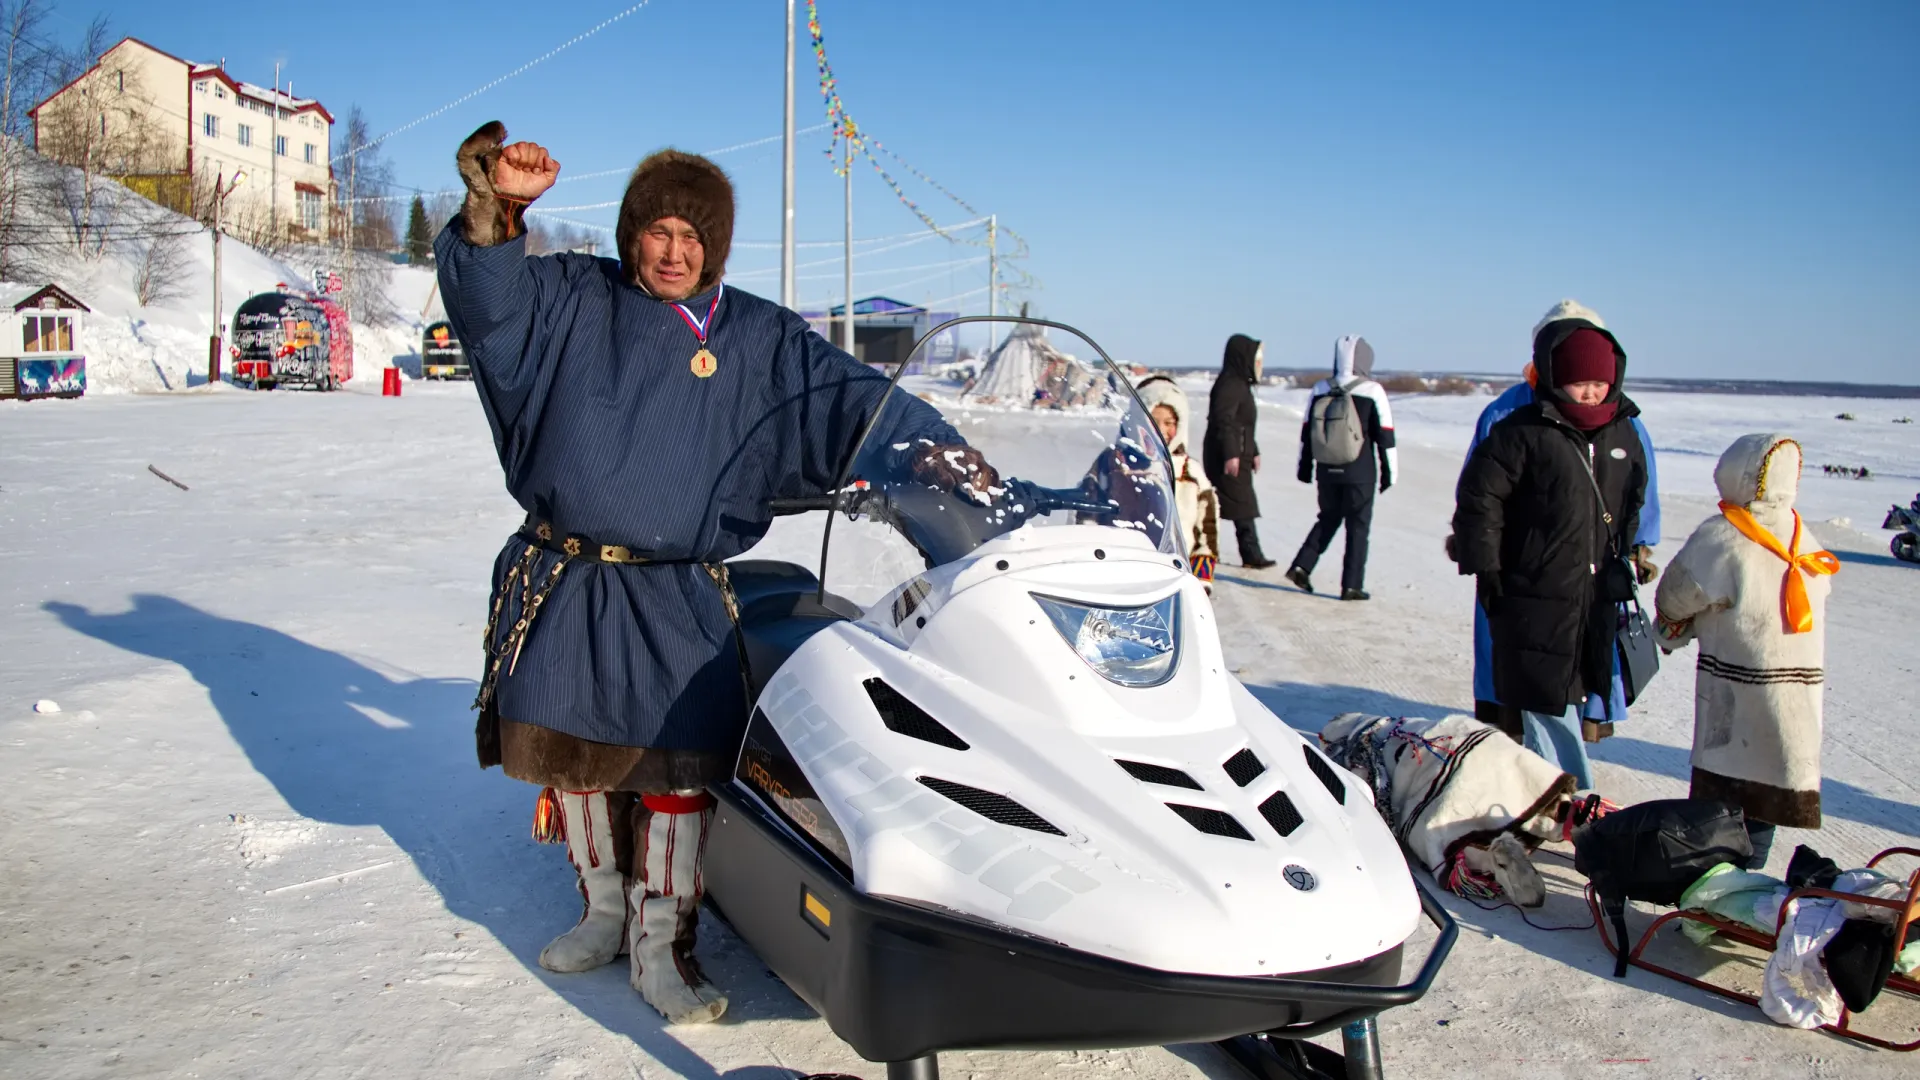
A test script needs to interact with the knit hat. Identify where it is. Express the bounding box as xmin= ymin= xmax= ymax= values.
xmin=1551 ymin=329 xmax=1617 ymax=388
xmin=615 ymin=150 xmax=734 ymax=293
